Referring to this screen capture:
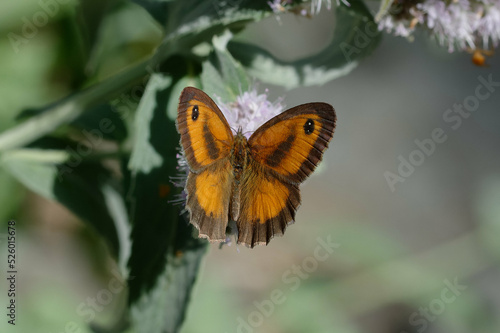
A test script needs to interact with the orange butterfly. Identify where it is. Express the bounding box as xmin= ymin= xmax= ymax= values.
xmin=176 ymin=87 xmax=336 ymax=248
